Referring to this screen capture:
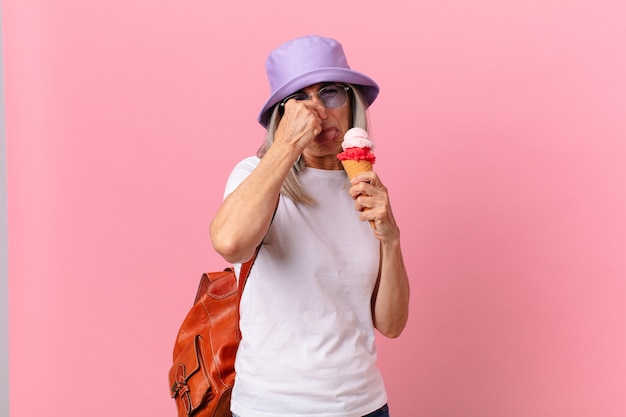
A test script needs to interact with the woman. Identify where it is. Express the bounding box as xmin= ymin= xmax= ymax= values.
xmin=210 ymin=35 xmax=410 ymax=417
